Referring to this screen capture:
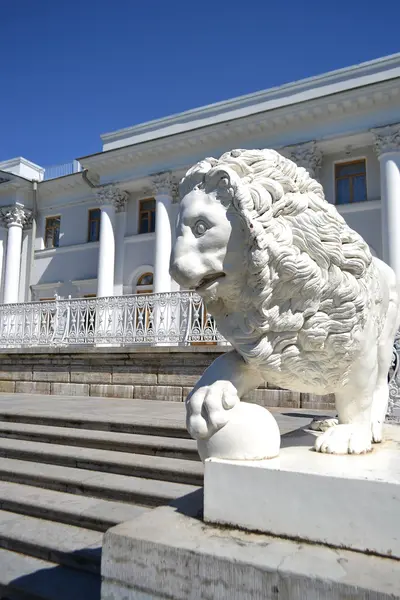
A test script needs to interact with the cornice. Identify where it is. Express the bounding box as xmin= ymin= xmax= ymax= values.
xmin=100 ymin=53 xmax=400 ymax=147
xmin=38 ymin=172 xmax=86 ymax=196
xmin=0 ymin=157 xmax=44 ymax=174
xmin=0 ymin=171 xmax=33 ymax=191
xmin=80 ymin=78 xmax=400 ymax=178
